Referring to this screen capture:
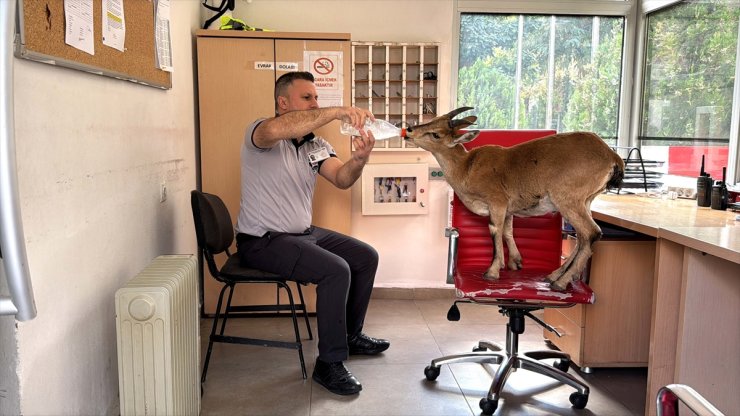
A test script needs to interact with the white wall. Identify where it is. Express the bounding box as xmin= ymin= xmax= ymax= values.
xmin=1 ymin=2 xmax=456 ymax=413
xmin=0 ymin=2 xmax=202 ymax=414
xmin=233 ymin=0 xmax=457 ymax=288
